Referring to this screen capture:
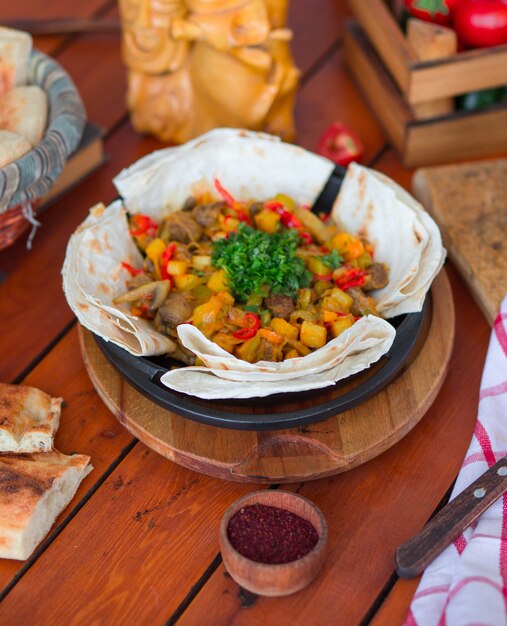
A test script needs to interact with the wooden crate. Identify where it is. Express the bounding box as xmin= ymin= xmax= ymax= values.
xmin=347 ymin=0 xmax=507 ymax=105
xmin=344 ymin=21 xmax=507 ymax=167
